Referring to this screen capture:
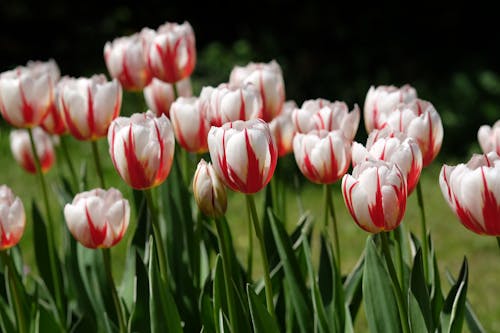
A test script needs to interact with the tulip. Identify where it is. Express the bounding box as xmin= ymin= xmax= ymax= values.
xmin=293 ymin=130 xmax=351 ymax=184
xmin=229 ymin=60 xmax=285 ymax=122
xmin=363 ymin=84 xmax=417 ymax=133
xmin=108 ymin=111 xmax=175 ymax=189
xmin=10 ymin=127 xmax=55 ymax=174
xmin=143 ymin=77 xmax=192 ymax=117
xmin=193 ymin=159 xmax=227 ymax=218
xmin=143 ymin=21 xmax=196 ymax=83
xmin=208 ymin=118 xmax=277 ymax=194
xmin=478 ymin=120 xmax=500 ymax=155
xmin=342 ymin=160 xmax=407 ymax=233
xmin=440 ymin=152 xmax=500 ymax=236
xmin=200 ymin=83 xmax=262 ymax=127
xmin=269 ymin=100 xmax=297 ymax=157
xmin=104 ymin=31 xmax=153 ymax=90
xmin=382 ymin=99 xmax=443 ymax=167
xmin=0 ymin=185 xmax=25 ymax=250
xmin=170 ymin=97 xmax=210 ymax=153
xmin=292 ymin=99 xmax=360 ymax=141
xmin=64 ymin=188 xmax=130 ymax=248
xmin=59 ymin=75 xmax=122 ymax=141
xmin=352 ymin=128 xmax=422 ymax=194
